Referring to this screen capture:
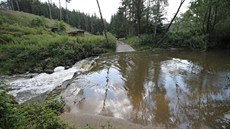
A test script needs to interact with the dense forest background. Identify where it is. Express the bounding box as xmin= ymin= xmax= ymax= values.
xmin=109 ymin=0 xmax=230 ymax=50
xmin=1 ymin=0 xmax=230 ymax=50
xmin=0 ymin=0 xmax=107 ymax=35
